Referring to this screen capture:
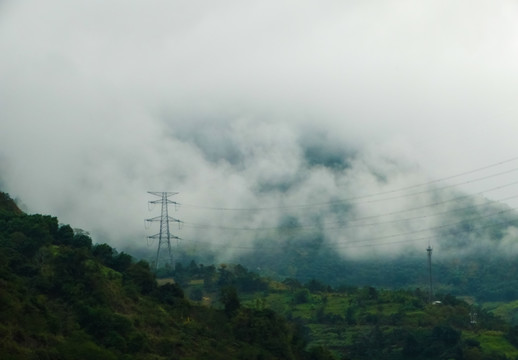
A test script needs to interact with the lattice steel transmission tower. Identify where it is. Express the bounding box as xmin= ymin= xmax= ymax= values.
xmin=146 ymin=192 xmax=181 ymax=272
